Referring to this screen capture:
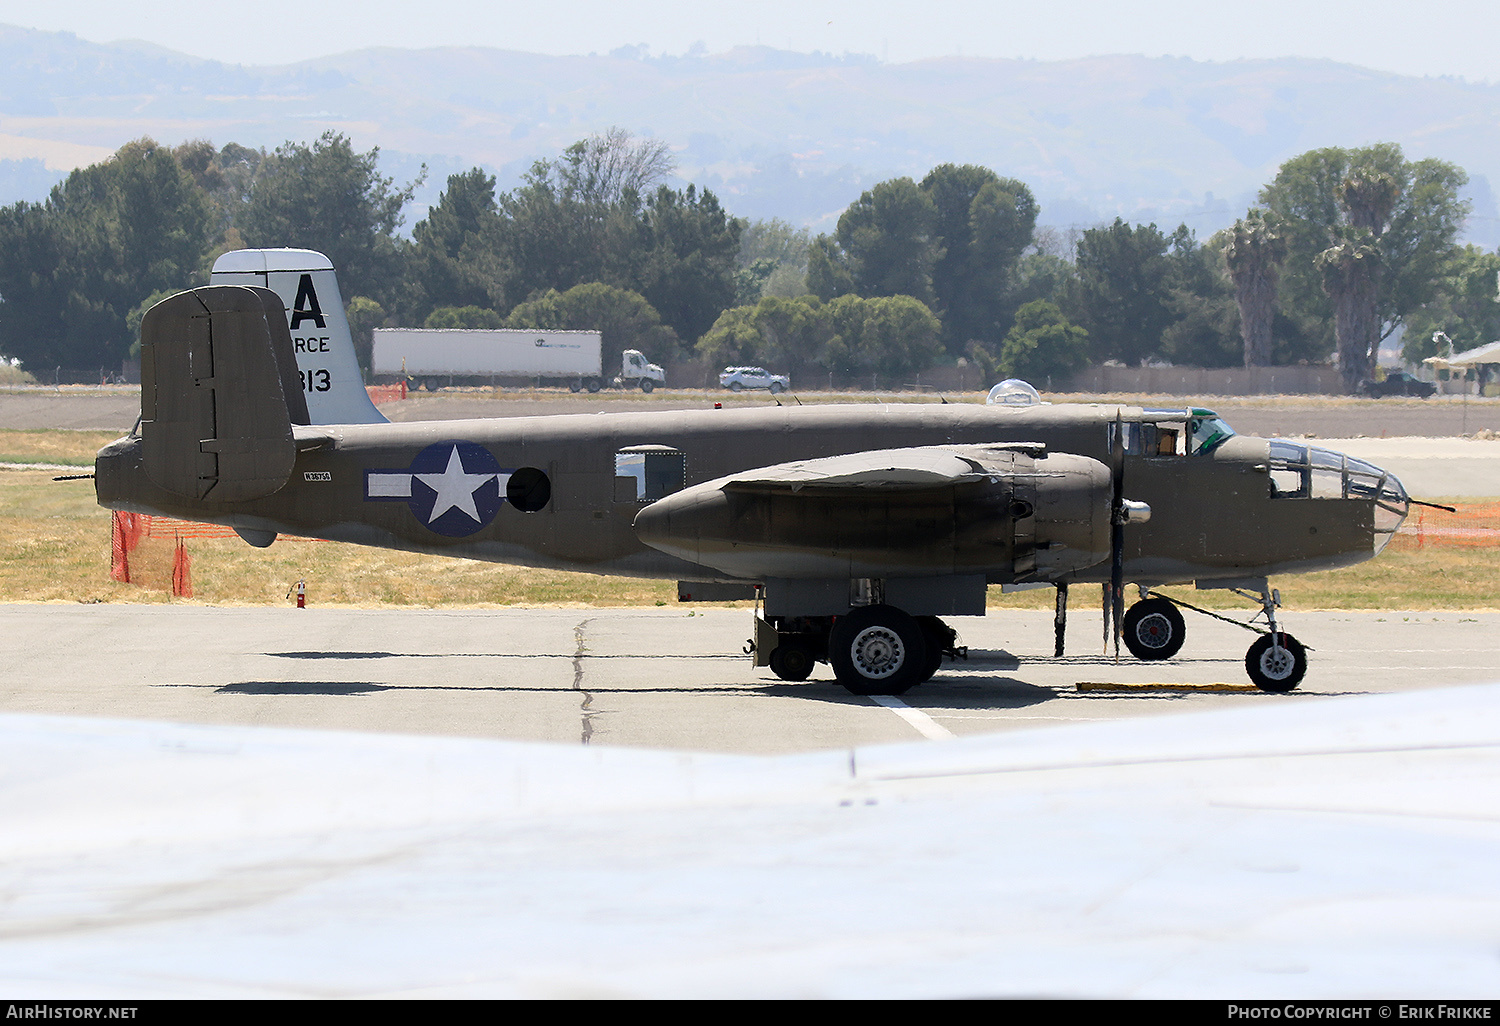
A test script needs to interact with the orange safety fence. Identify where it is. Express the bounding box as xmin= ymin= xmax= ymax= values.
xmin=1389 ymin=502 xmax=1500 ymax=550
xmin=366 ymin=381 xmax=408 ymax=404
xmin=111 ymin=511 xmax=198 ymax=596
xmin=110 ymin=512 xmax=324 ymax=596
